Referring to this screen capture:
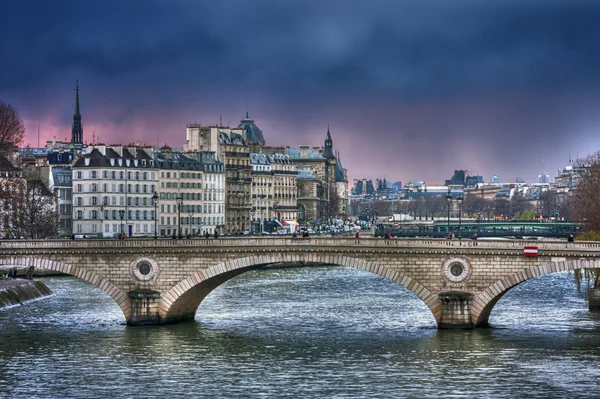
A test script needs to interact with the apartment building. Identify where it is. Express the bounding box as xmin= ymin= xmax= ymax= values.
xmin=72 ymin=145 xmax=158 ymax=238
